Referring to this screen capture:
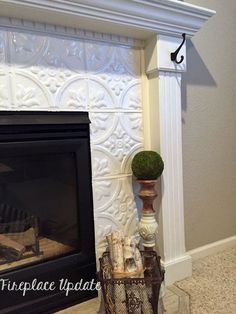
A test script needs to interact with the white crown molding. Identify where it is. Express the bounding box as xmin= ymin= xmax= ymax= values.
xmin=0 ymin=0 xmax=215 ymax=40
xmin=0 ymin=17 xmax=145 ymax=47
